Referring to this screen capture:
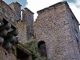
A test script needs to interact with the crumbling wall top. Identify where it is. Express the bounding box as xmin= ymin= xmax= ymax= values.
xmin=9 ymin=2 xmax=22 ymax=7
xmin=37 ymin=1 xmax=67 ymax=14
xmin=0 ymin=0 xmax=17 ymax=27
xmin=37 ymin=1 xmax=79 ymax=24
